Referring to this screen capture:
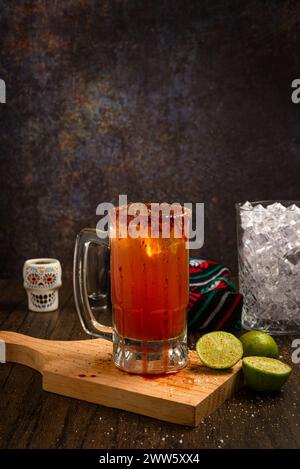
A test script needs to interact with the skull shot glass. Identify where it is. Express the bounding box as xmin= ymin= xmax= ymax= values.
xmin=23 ymin=258 xmax=62 ymax=312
